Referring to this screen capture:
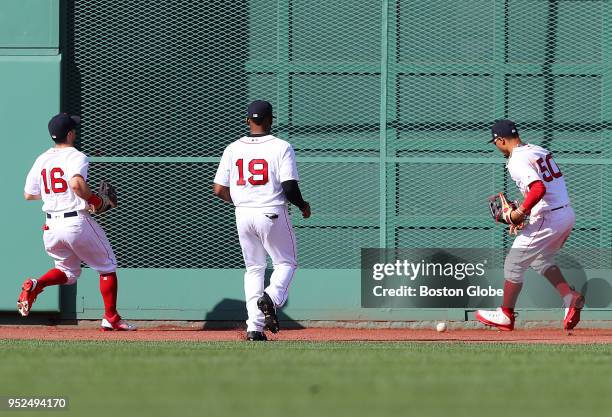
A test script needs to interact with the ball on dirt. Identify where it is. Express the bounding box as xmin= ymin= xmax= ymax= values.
xmin=436 ymin=322 xmax=447 ymax=332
